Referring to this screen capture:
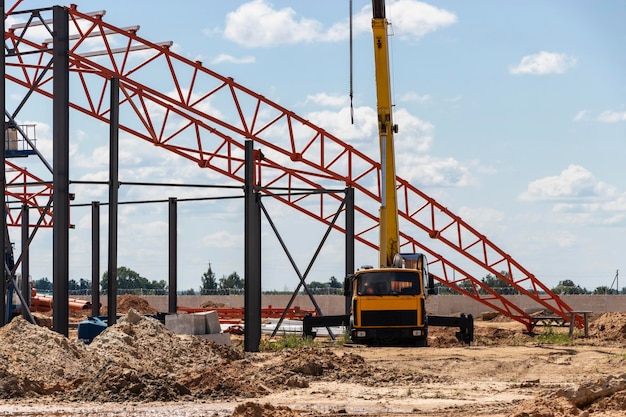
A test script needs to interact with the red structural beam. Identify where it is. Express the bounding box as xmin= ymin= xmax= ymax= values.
xmin=3 ymin=4 xmax=582 ymax=330
xmin=4 ymin=160 xmax=53 ymax=227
